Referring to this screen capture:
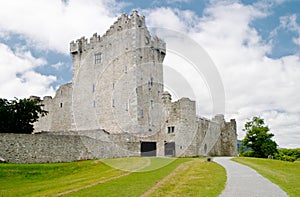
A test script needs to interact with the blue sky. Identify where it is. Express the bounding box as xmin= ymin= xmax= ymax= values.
xmin=0 ymin=0 xmax=299 ymax=148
